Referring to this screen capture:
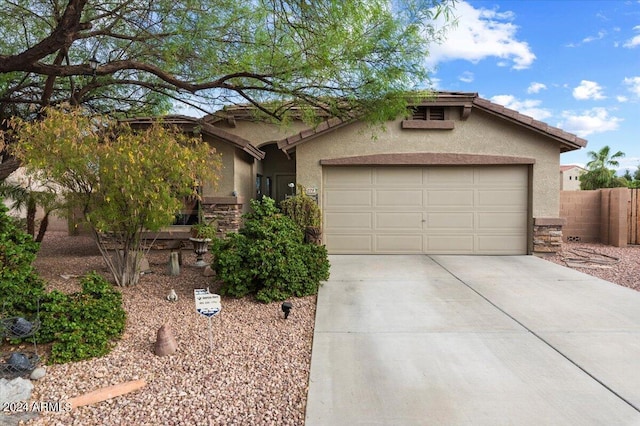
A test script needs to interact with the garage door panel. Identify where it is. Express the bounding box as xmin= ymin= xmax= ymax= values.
xmin=477 ymin=189 xmax=527 ymax=207
xmin=324 ymin=168 xmax=373 ymax=186
xmin=375 ymin=168 xmax=423 ymax=185
xmin=324 ymin=166 xmax=528 ymax=255
xmin=376 ymin=212 xmax=423 ymax=230
xmin=325 ymin=234 xmax=373 ymax=253
xmin=476 ymin=235 xmax=525 ymax=254
xmin=325 ymin=212 xmax=373 ymax=230
xmin=427 ymin=190 xmax=474 ymax=207
xmin=477 ymin=212 xmax=526 ymax=231
xmin=476 ymin=167 xmax=528 ymax=185
xmin=376 ymin=189 xmax=424 ymax=207
xmin=427 ymin=212 xmax=474 ymax=230
xmin=376 ymin=235 xmax=423 ymax=253
xmin=426 ymin=236 xmax=474 ymax=253
xmin=425 ymin=168 xmax=475 ymax=185
xmin=325 ymin=189 xmax=372 ymax=207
